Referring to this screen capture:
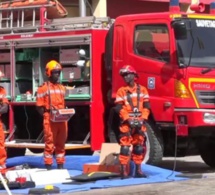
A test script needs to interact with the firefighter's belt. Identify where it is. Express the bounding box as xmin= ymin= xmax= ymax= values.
xmin=128 ymin=112 xmax=141 ymax=117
